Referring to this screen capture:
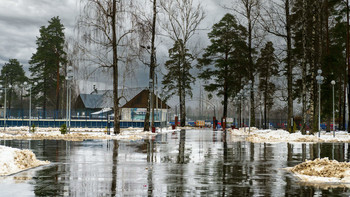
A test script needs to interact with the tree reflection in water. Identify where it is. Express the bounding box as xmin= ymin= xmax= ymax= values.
xmin=2 ymin=131 xmax=350 ymax=196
